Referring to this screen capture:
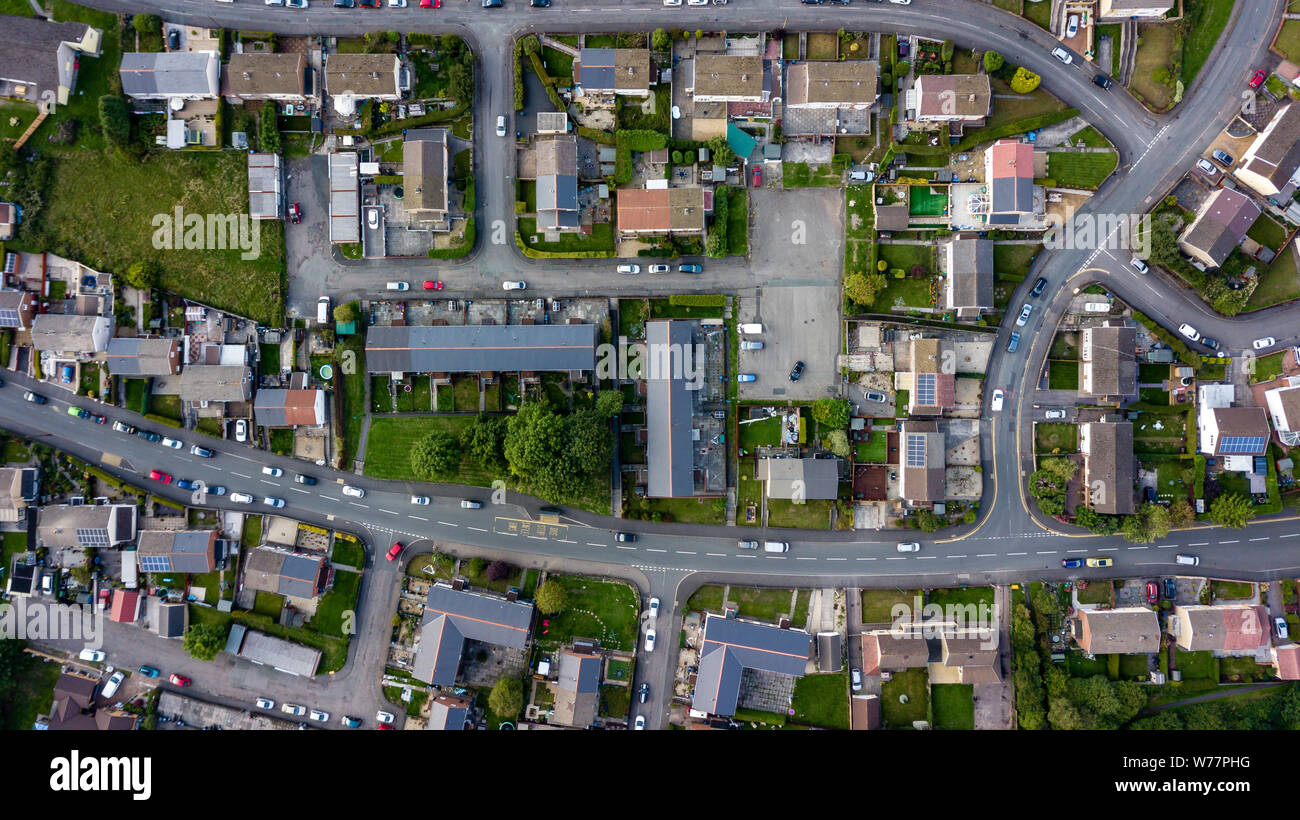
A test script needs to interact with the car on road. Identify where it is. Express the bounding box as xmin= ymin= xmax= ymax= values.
xmin=617 ymin=264 xmax=641 ymax=274
xmin=460 ymin=499 xmax=483 ymax=509
xmin=1194 ymin=158 xmax=1218 ymax=176
xmin=282 ymin=703 xmax=306 ymax=716
xmin=1007 ymin=332 xmax=1020 ymax=353
xmin=288 ymin=202 xmax=302 ymax=223
xmin=377 ymin=710 xmax=395 ymax=724
xmin=1030 ymin=277 xmax=1047 ymax=297
xmin=897 ymin=542 xmax=920 ymax=553
xmin=990 ymin=389 xmax=1004 ymax=412
xmin=385 ymin=280 xmax=408 ymax=292
xmin=1275 ymin=617 xmax=1289 ymax=640
xmin=23 ymin=390 xmax=46 ymax=404
xmin=386 ymin=542 xmax=404 ymax=562
xmin=263 ymin=497 xmax=286 ymax=509
xmin=634 ymin=715 xmax=646 ymax=729
xmin=169 ymin=673 xmax=192 ymax=687
xmin=342 ymin=485 xmax=365 ymax=498
xmin=149 ymin=469 xmax=173 ymax=484
xmin=737 ymin=373 xmax=756 ymax=383
xmin=176 ymin=479 xmax=198 ymax=491
xmin=678 ymin=264 xmax=702 ymax=273
xmin=1178 ymin=323 xmax=1201 ymax=342
xmin=1085 ymin=557 xmax=1113 ymax=568
xmin=1211 ymin=149 xmax=1234 ymax=166
xmin=1061 ymin=558 xmax=1083 ymax=569
xmin=1129 ymin=257 xmax=1150 ymax=275
xmin=1249 ymin=69 xmax=1267 ymax=89
xmin=647 ymin=264 xmax=670 ymax=274
xmin=737 ymin=540 xmax=759 ymax=550
xmin=644 ymin=629 xmax=656 ymax=652
xmin=255 ymin=697 xmax=275 ymax=709
xmin=1044 ymin=409 xmax=1067 ymax=420
xmin=740 ymin=340 xmax=764 ymax=350
xmin=90 ymin=413 xmax=106 ymax=424
xmin=79 ymin=649 xmax=106 ymax=662
xmin=1175 ymin=554 xmax=1199 ymax=566
xmin=294 ymin=474 xmax=317 ymax=485
xmin=530 ymin=0 xmax=549 ymax=5
xmin=359 ymin=0 xmax=379 ymax=6
xmin=789 ymin=360 xmax=805 ymax=381
xmin=309 ymin=709 xmax=329 ymax=722
xmin=422 ymin=280 xmax=443 ymax=290
xmin=1146 ymin=581 xmax=1159 ymax=605
xmin=162 ymin=437 xmax=183 ymax=449
xmin=138 ymin=665 xmax=159 ymax=678
xmin=68 ymin=406 xmax=90 ymax=420
xmin=496 ymin=115 xmax=507 ymax=137
xmin=1252 ymin=336 xmax=1276 ymax=350
xmin=262 ymin=466 xmax=283 ymax=477
xmin=1200 ymin=336 xmax=1220 ymax=351
xmin=420 ymin=0 xmax=441 ymax=5
xmin=190 ymin=445 xmax=214 ymax=458
xmin=411 ymin=495 xmax=430 ymax=505
xmin=1015 ymin=303 xmax=1033 ymax=327
xmin=230 ymin=492 xmax=254 ymax=504
xmin=1051 ymin=46 xmax=1073 ymax=65
xmin=648 ymin=597 xmax=660 ymax=620
xmin=851 ymin=668 xmax=863 ymax=692
xmin=615 ymin=532 xmax=637 ymax=543
xmin=751 ymin=165 xmax=762 ymax=187
xmin=100 ymin=671 xmax=125 ymax=699
xmin=482 ymin=0 xmax=502 ymax=6
xmin=341 ymin=715 xmax=362 ymax=728
xmin=638 ymin=683 xmax=650 ymax=703
xmin=137 ymin=429 xmax=161 ymax=442
xmin=1093 ymin=74 xmax=1114 ymax=90
xmin=502 ymin=280 xmax=526 ymax=291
